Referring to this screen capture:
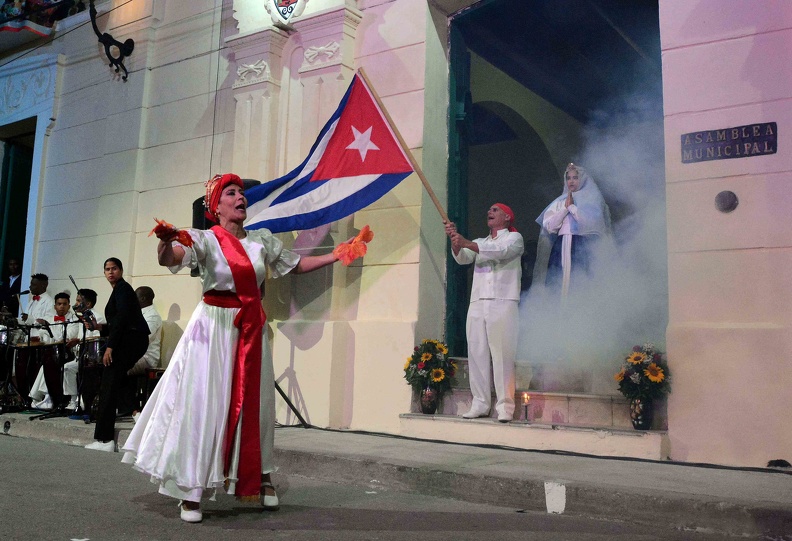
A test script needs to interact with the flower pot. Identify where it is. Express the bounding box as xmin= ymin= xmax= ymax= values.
xmin=629 ymin=397 xmax=653 ymax=430
xmin=420 ymin=387 xmax=440 ymax=414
